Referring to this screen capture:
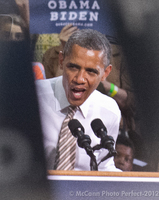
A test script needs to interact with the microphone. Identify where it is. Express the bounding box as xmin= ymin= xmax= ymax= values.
xmin=68 ymin=119 xmax=91 ymax=153
xmin=68 ymin=119 xmax=98 ymax=170
xmin=91 ymin=118 xmax=116 ymax=154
